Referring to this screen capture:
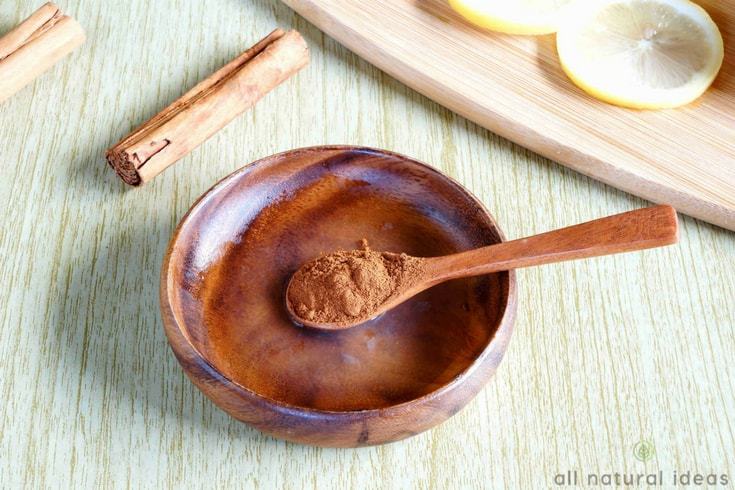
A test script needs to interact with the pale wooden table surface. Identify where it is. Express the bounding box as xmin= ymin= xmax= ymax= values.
xmin=1 ymin=1 xmax=733 ymax=488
